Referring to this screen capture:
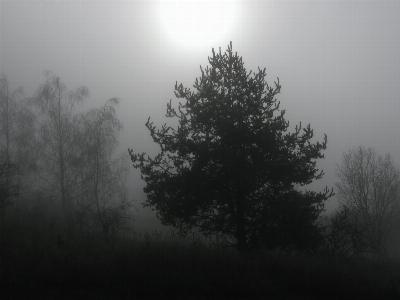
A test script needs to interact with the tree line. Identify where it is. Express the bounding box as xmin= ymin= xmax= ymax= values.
xmin=2 ymin=43 xmax=400 ymax=259
xmin=0 ymin=71 xmax=133 ymax=240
